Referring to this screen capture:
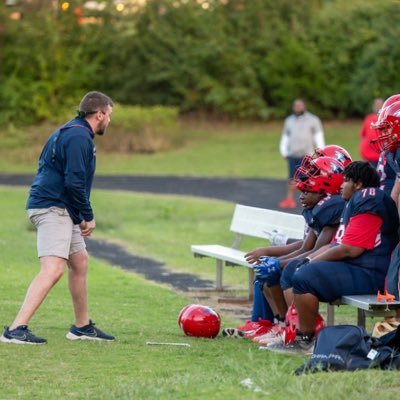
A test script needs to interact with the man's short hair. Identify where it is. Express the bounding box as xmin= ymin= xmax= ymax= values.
xmin=78 ymin=91 xmax=113 ymax=116
xmin=344 ymin=161 xmax=380 ymax=188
